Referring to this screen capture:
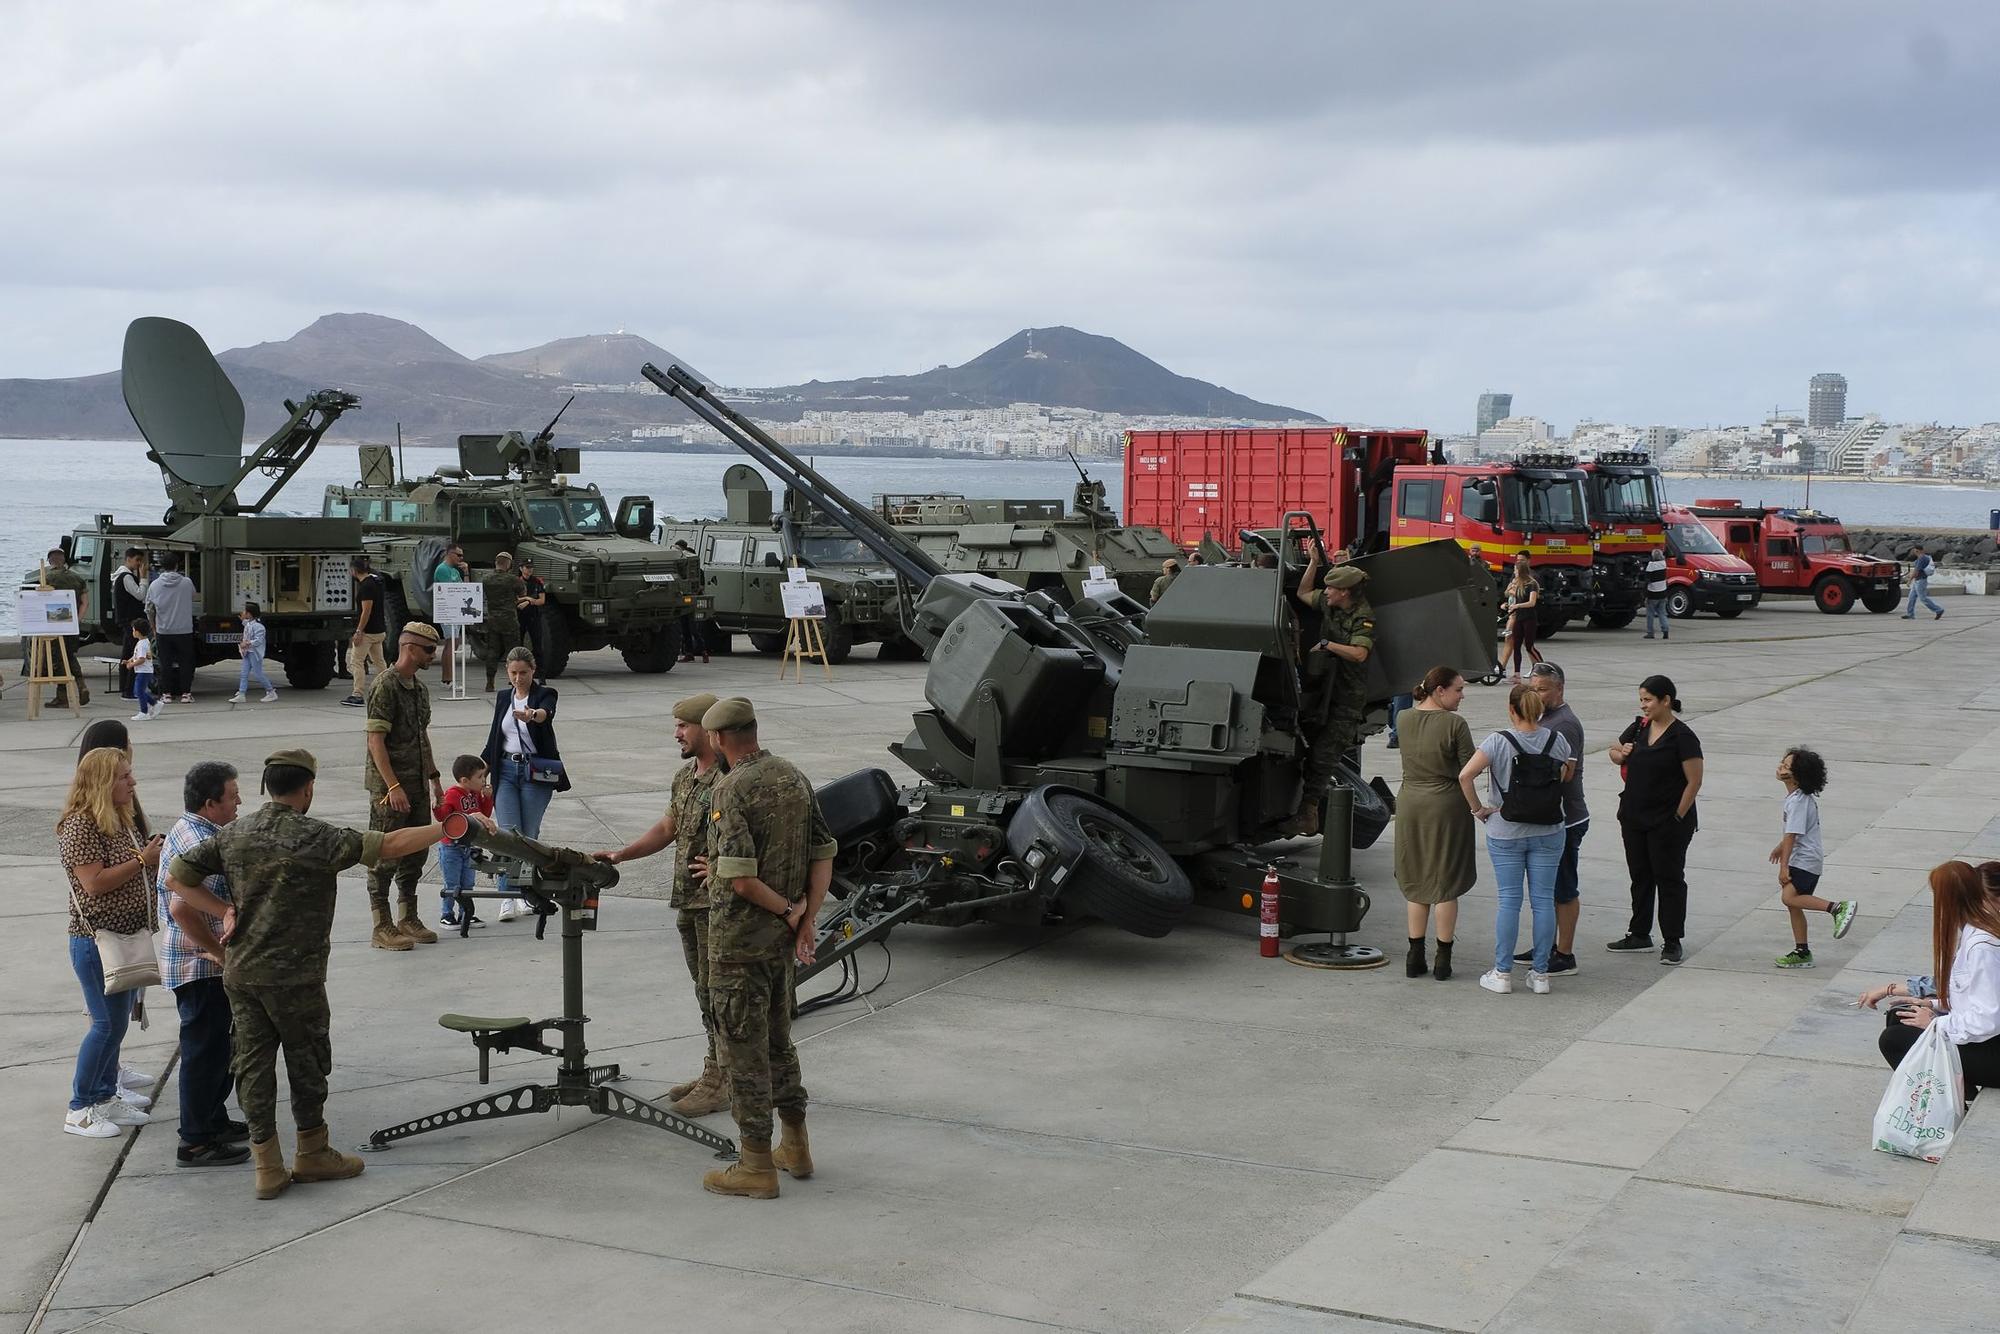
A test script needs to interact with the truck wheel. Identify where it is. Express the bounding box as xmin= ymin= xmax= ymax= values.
xmin=380 ymin=580 xmax=411 ymax=645
xmin=1715 ymin=607 xmax=1745 ymax=619
xmin=1587 ymin=607 xmax=1637 ymax=630
xmin=539 ymin=613 xmax=574 ymax=677
xmin=1534 ymin=613 xmax=1565 ymax=640
xmin=1665 ymin=587 xmax=1695 ymax=619
xmin=823 ymin=618 xmax=854 ymax=665
xmin=282 ymin=642 xmax=336 ymax=690
xmin=706 ymin=630 xmax=733 ymax=656
xmin=877 ymin=634 xmax=925 ymax=661
xmin=619 ymin=620 xmax=683 ymax=673
xmin=1812 ymin=575 xmax=1856 ymax=614
xmin=1005 ymin=787 xmax=1191 ymax=938
xmin=1860 ymin=587 xmax=1900 ymax=614
xmin=749 ymin=631 xmax=785 ymax=655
